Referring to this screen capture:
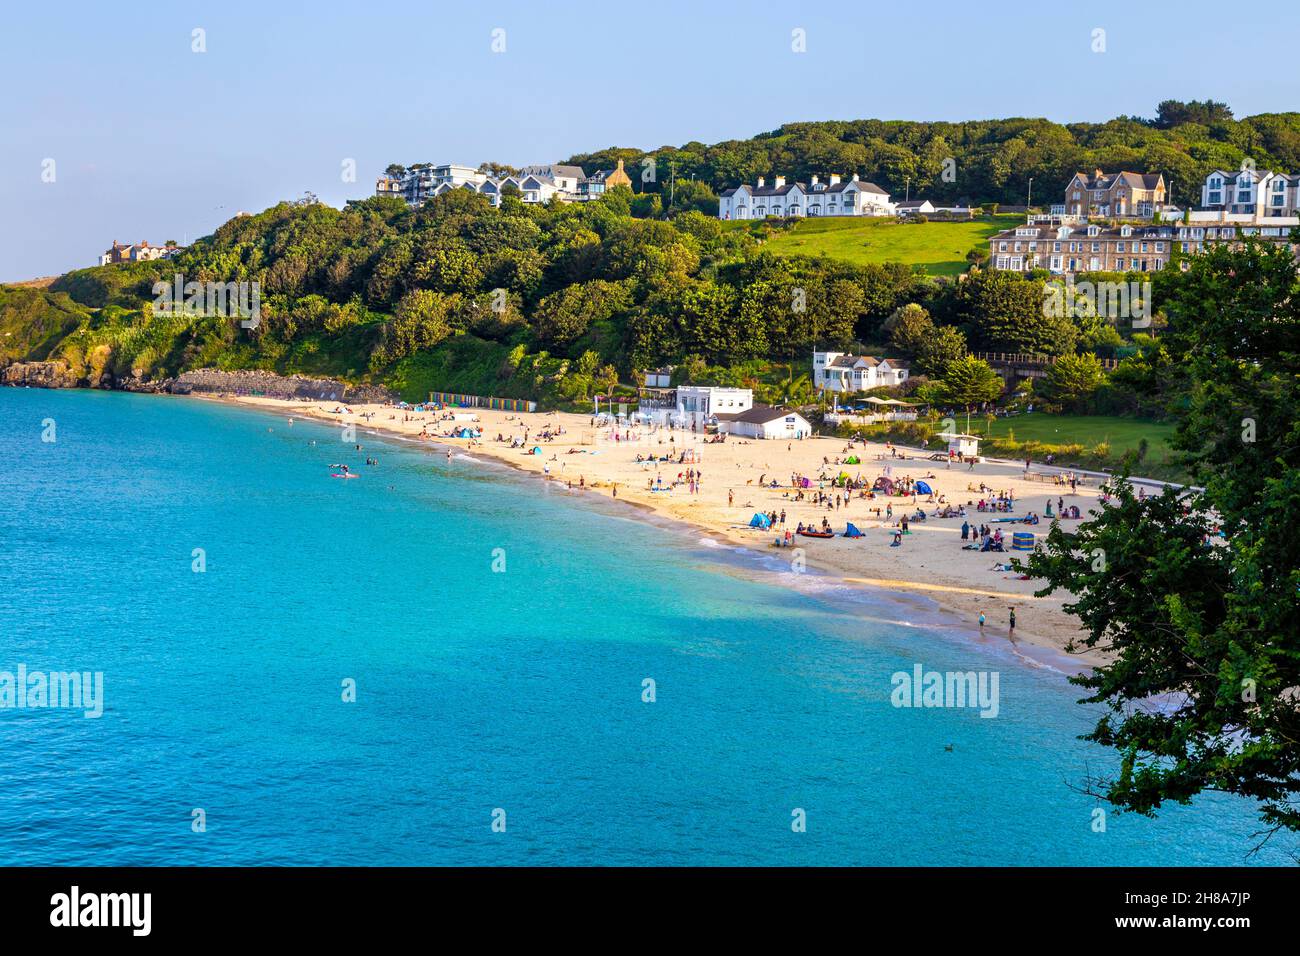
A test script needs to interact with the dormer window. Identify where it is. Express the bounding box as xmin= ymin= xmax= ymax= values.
xmin=1087 ymin=226 xmax=1100 ymax=237
xmin=1120 ymin=225 xmax=1132 ymax=237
